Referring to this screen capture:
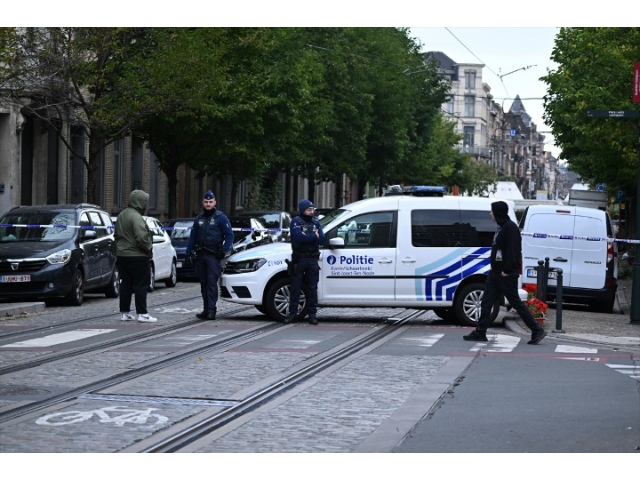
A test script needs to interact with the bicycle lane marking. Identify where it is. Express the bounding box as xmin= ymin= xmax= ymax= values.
xmin=35 ymin=406 xmax=169 ymax=427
